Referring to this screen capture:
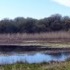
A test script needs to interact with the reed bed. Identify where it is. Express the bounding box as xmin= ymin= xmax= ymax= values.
xmin=0 ymin=31 xmax=70 ymax=44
